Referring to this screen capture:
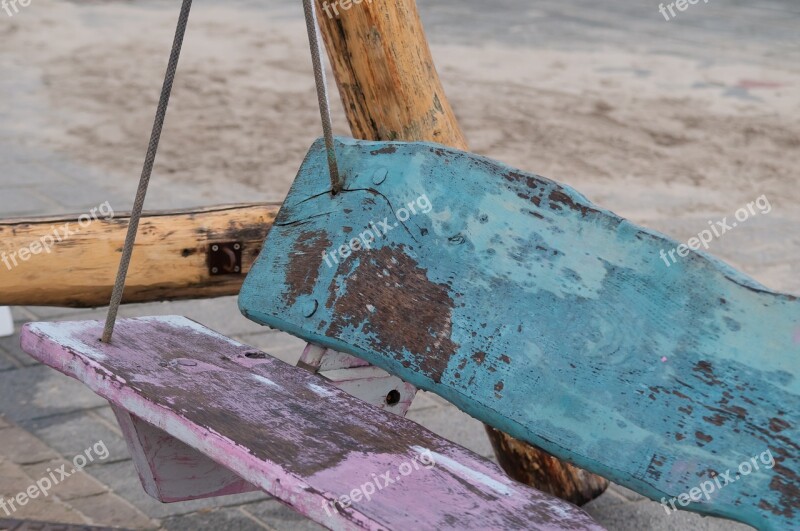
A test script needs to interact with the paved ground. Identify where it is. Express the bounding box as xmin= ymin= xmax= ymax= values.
xmin=1 ymin=0 xmax=797 ymax=529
